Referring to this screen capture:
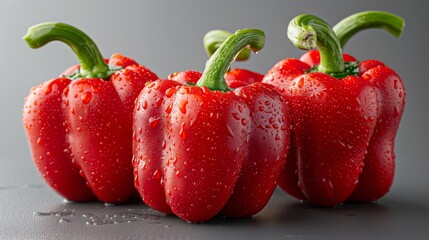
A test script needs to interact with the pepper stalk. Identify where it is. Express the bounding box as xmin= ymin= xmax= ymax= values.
xmin=287 ymin=14 xmax=344 ymax=75
xmin=23 ymin=22 xmax=120 ymax=80
xmin=333 ymin=11 xmax=405 ymax=48
xmin=196 ymin=29 xmax=265 ymax=91
xmin=203 ymin=30 xmax=251 ymax=61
